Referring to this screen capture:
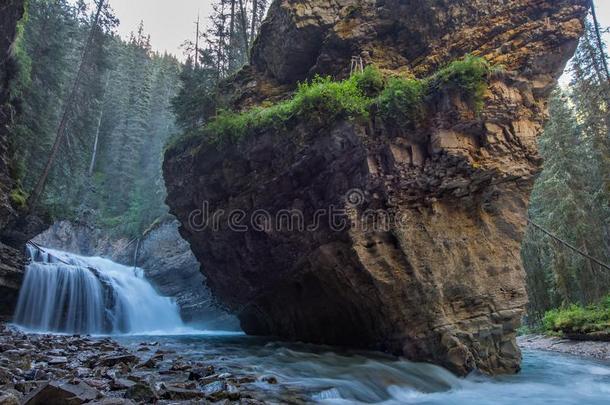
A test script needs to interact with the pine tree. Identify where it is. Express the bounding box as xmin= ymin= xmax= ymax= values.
xmin=522 ymin=13 xmax=610 ymax=321
xmin=28 ymin=0 xmax=107 ymax=209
